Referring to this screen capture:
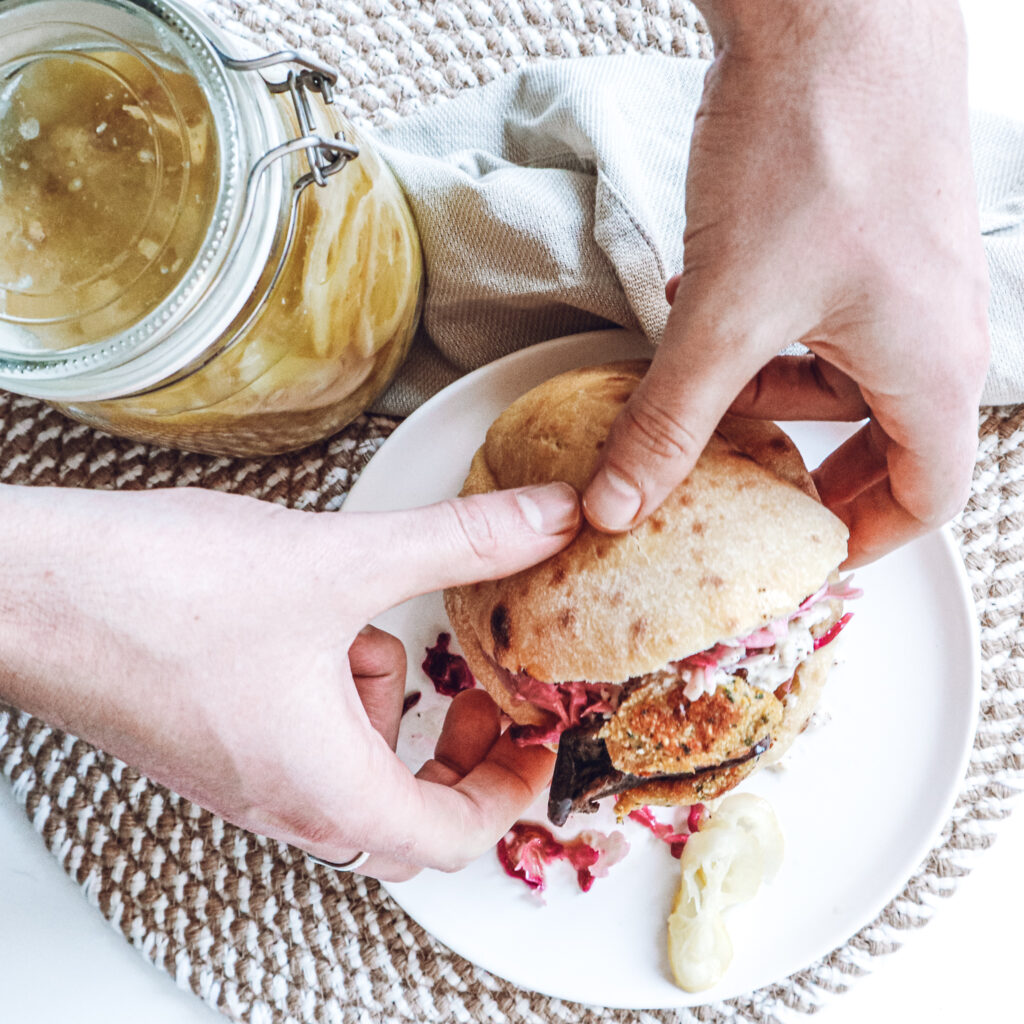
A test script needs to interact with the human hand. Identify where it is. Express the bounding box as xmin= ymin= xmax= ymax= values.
xmin=582 ymin=0 xmax=989 ymax=566
xmin=0 ymin=481 xmax=581 ymax=880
